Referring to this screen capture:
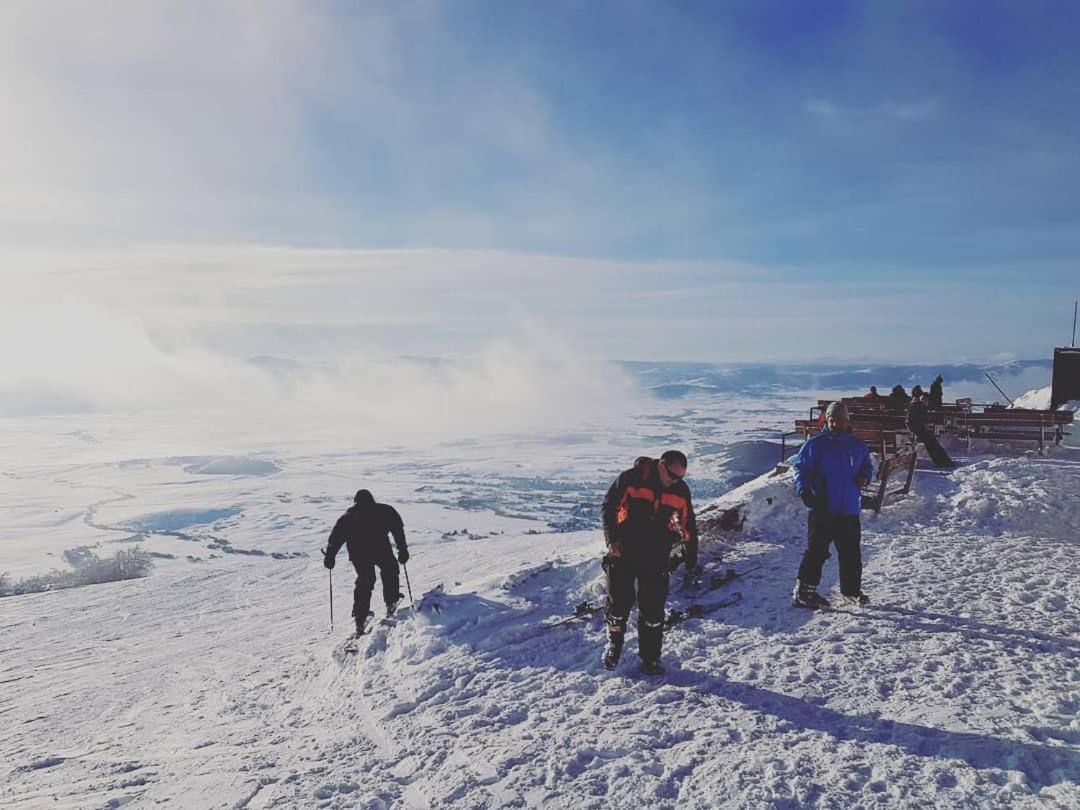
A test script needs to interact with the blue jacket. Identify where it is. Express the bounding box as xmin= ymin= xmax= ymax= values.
xmin=793 ymin=428 xmax=874 ymax=516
